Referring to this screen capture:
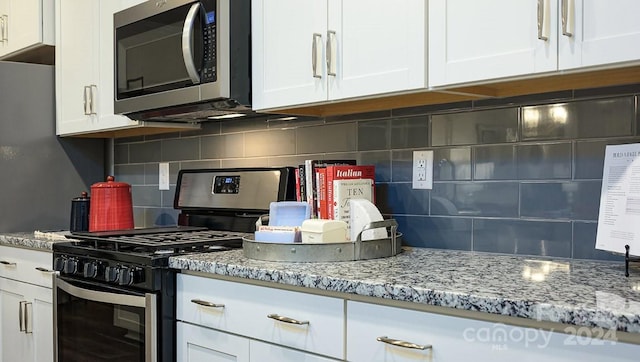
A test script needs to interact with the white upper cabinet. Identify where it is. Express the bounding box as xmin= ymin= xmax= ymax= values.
xmin=0 ymin=0 xmax=54 ymax=59
xmin=56 ymin=0 xmax=198 ymax=137
xmin=558 ymin=0 xmax=640 ymax=70
xmin=251 ymin=0 xmax=427 ymax=110
xmin=428 ymin=0 xmax=558 ymax=87
xmin=429 ymin=0 xmax=640 ymax=88
xmin=55 ymin=0 xmax=101 ymax=135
